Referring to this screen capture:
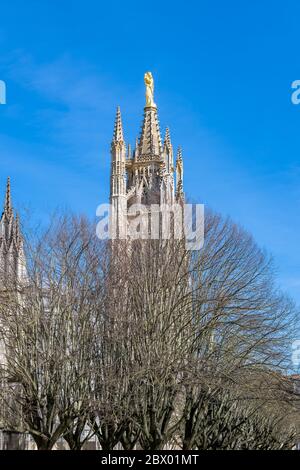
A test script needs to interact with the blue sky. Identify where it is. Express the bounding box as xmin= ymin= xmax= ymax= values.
xmin=0 ymin=0 xmax=300 ymax=302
